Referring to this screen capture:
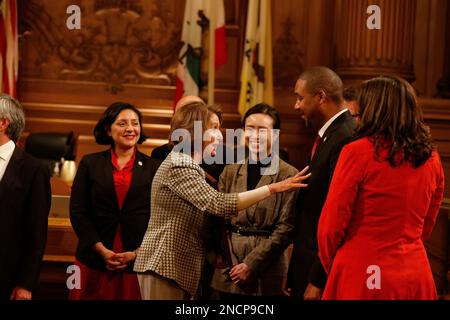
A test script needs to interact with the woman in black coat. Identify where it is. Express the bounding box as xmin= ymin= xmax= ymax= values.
xmin=69 ymin=102 xmax=160 ymax=299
